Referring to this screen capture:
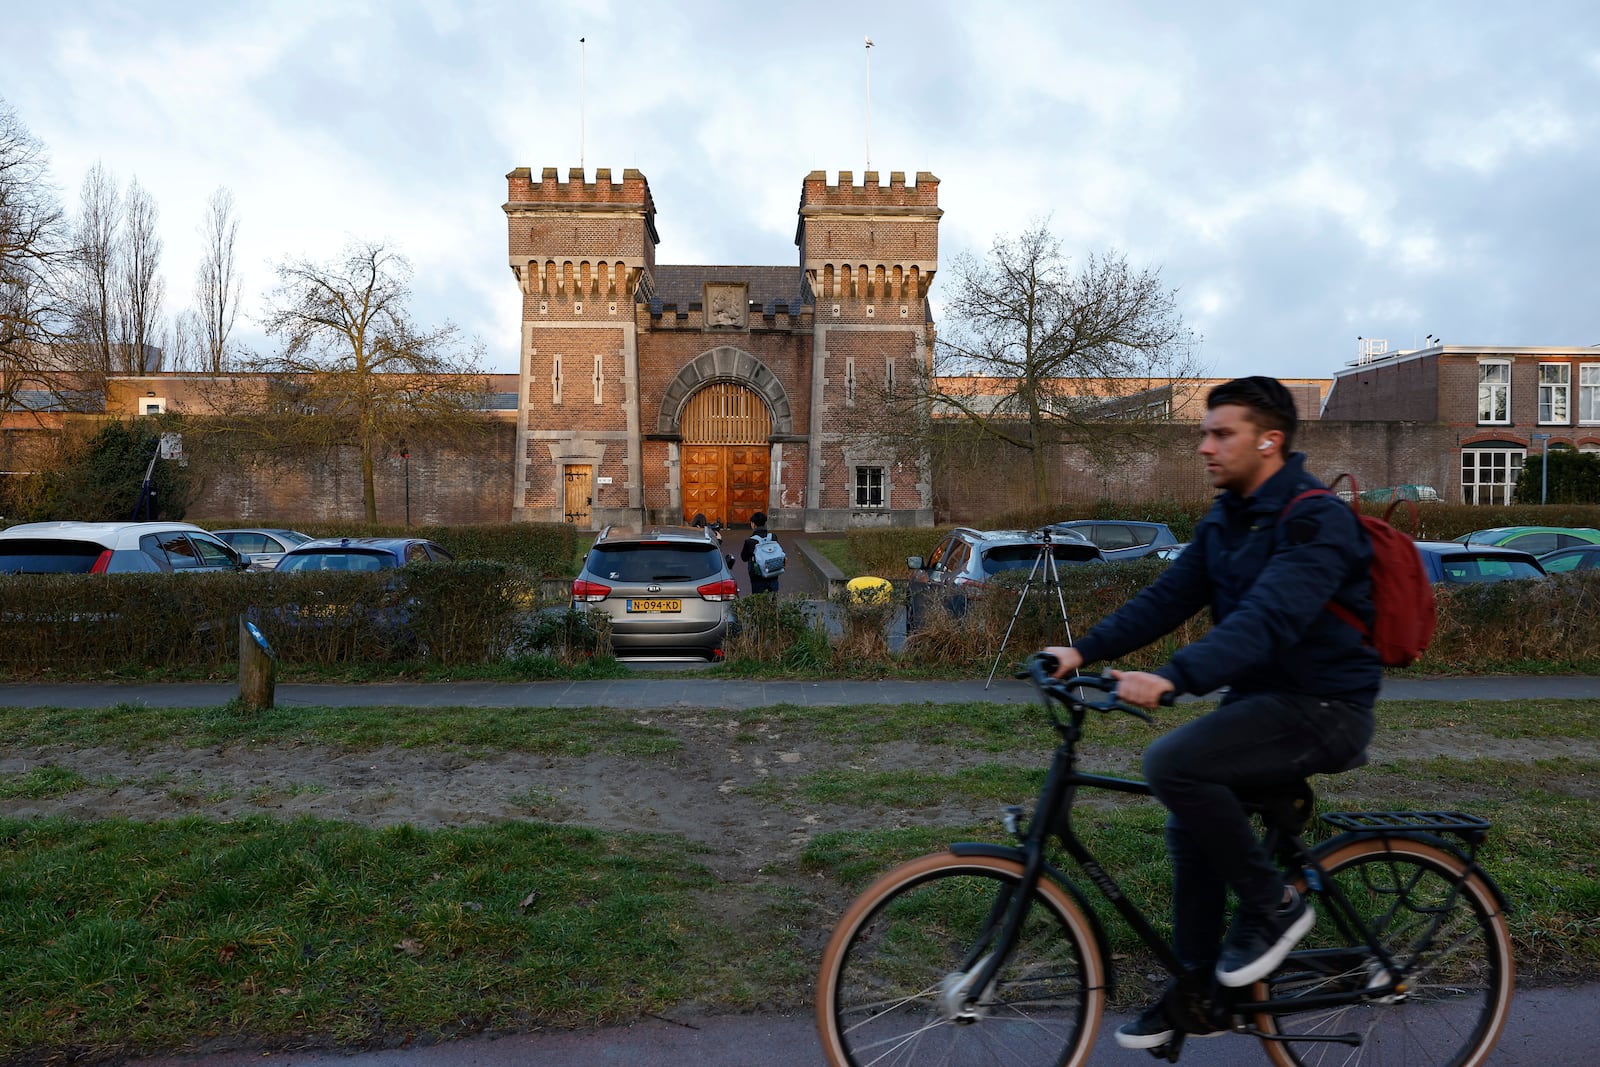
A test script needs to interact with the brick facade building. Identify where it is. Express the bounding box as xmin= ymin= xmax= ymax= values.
xmin=1323 ymin=344 xmax=1600 ymax=504
xmin=503 ymin=167 xmax=941 ymax=531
